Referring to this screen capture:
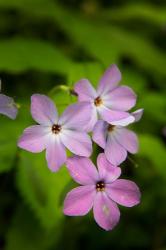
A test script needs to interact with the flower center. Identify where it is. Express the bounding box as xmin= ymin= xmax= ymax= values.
xmin=52 ymin=124 xmax=61 ymax=134
xmin=94 ymin=96 xmax=103 ymax=107
xmin=96 ymin=181 xmax=105 ymax=192
xmin=108 ymin=124 xmax=115 ymax=132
